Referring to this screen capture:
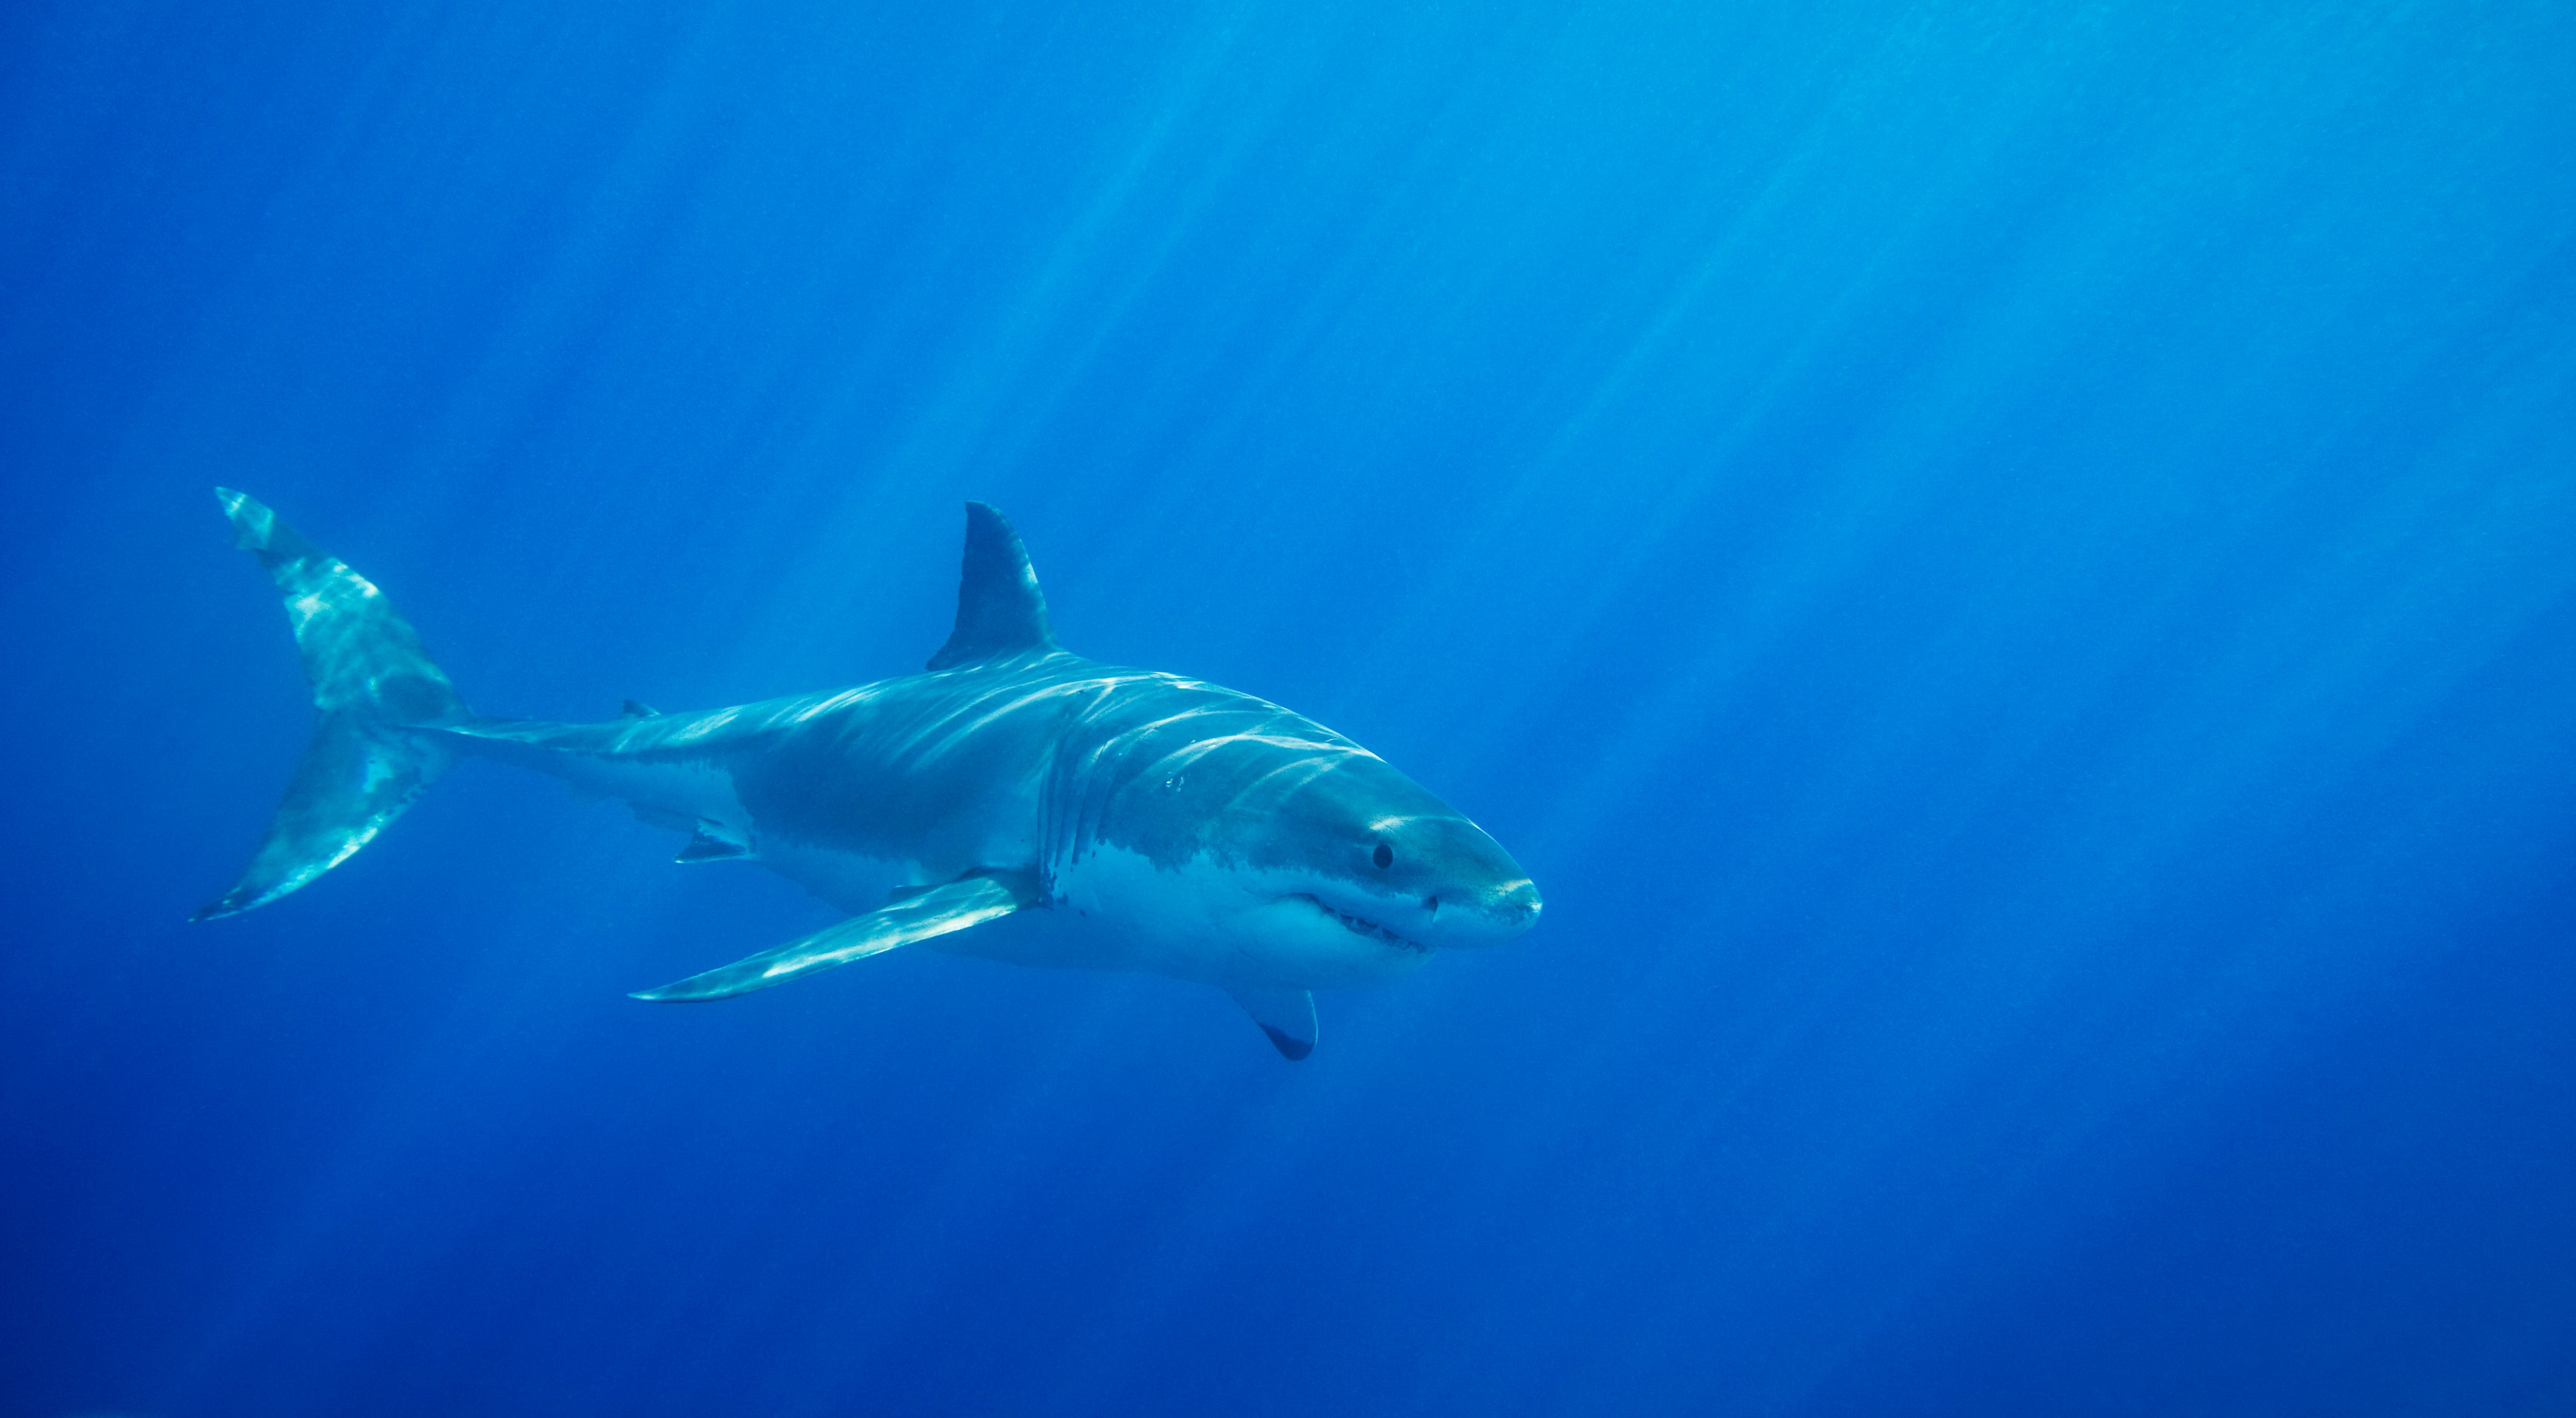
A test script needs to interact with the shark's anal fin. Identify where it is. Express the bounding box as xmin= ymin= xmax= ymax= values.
xmin=1223 ymin=982 xmax=1317 ymax=1061
xmin=631 ymin=872 xmax=1038 ymax=1002
xmin=674 ymin=820 xmax=751 ymax=863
